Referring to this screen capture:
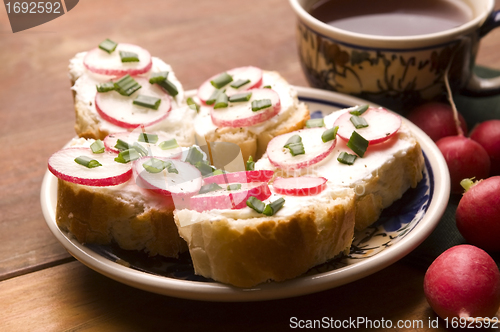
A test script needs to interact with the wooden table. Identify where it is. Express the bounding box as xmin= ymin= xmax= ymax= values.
xmin=1 ymin=1 xmax=499 ymax=330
